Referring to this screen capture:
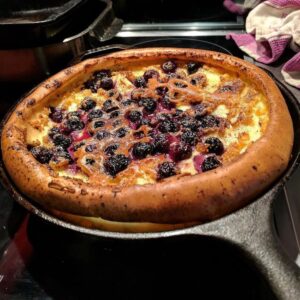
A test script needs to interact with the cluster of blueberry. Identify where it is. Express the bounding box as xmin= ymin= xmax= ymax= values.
xmin=83 ymin=69 xmax=114 ymax=93
xmin=30 ymin=61 xmax=225 ymax=181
